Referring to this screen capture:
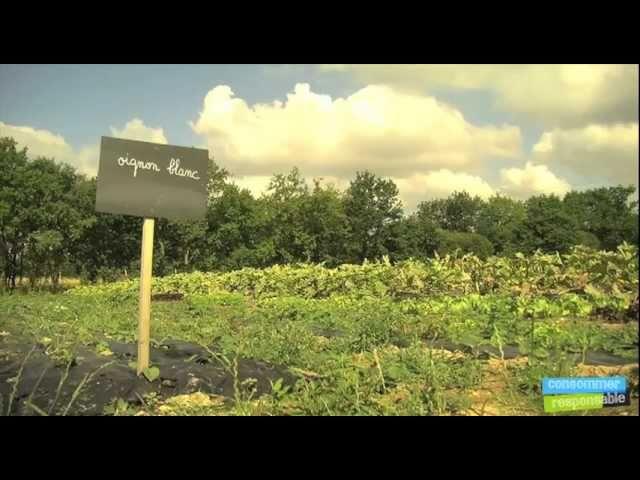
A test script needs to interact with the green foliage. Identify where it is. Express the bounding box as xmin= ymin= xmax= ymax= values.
xmin=205 ymin=183 xmax=265 ymax=270
xmin=1 ymin=134 xmax=638 ymax=293
xmin=386 ymin=215 xmax=439 ymax=261
xmin=300 ymin=179 xmax=350 ymax=266
xmin=68 ymin=243 xmax=639 ymax=303
xmin=511 ymin=356 xmax=577 ymax=397
xmin=435 ymin=230 xmax=494 ymax=259
xmin=476 ymin=194 xmax=526 ymax=255
xmin=343 ymin=171 xmax=403 ymax=262
xmin=0 ymin=139 xmax=88 ymax=289
xmin=143 ymin=366 xmax=160 ymax=382
xmin=521 ymin=195 xmax=579 ymax=254
xmin=575 ymin=230 xmax=601 ymax=250
xmin=4 ymin=282 xmax=637 ymax=416
xmin=564 ymin=186 xmax=637 ymax=250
